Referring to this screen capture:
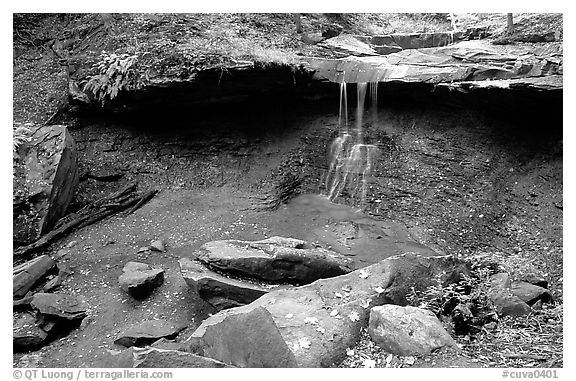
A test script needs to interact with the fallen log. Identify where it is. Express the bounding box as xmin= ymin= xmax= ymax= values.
xmin=13 ymin=255 xmax=57 ymax=299
xmin=14 ymin=186 xmax=158 ymax=259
